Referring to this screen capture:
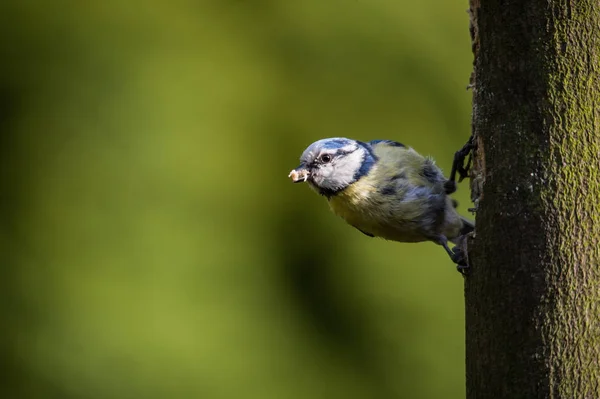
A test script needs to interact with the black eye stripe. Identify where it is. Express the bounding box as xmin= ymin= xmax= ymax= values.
xmin=322 ymin=149 xmax=353 ymax=159
xmin=312 ymin=148 xmax=357 ymax=167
